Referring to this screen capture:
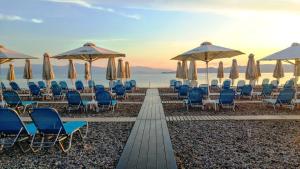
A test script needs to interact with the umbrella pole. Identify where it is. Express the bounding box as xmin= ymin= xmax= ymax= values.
xmin=206 ymin=61 xmax=210 ymax=99
xmin=0 ymin=64 xmax=2 ymax=102
xmin=89 ymin=58 xmax=95 ymax=101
